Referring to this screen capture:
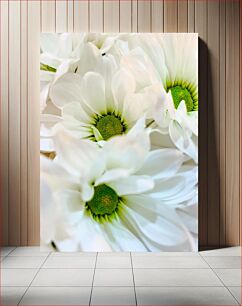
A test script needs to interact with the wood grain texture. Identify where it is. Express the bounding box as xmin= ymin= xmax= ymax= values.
xmin=138 ymin=0 xmax=151 ymax=32
xmin=151 ymin=0 xmax=163 ymax=33
xmin=104 ymin=0 xmax=119 ymax=32
xmin=225 ymin=0 xmax=240 ymax=246
xmin=0 ymin=0 xmax=9 ymax=245
xmin=195 ymin=0 xmax=208 ymax=247
xmin=178 ymin=0 xmax=188 ymax=32
xmin=120 ymin=0 xmax=131 ymax=32
xmin=8 ymin=0 xmax=21 ymax=245
xmin=219 ymin=0 xmax=226 ymax=246
xmin=164 ymin=0 xmax=178 ymax=32
xmin=20 ymin=0 xmax=28 ymax=245
xmin=90 ymin=0 xmax=103 ymax=32
xmin=0 ymin=0 xmax=241 ymax=248
xmin=27 ymin=0 xmax=40 ymax=245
